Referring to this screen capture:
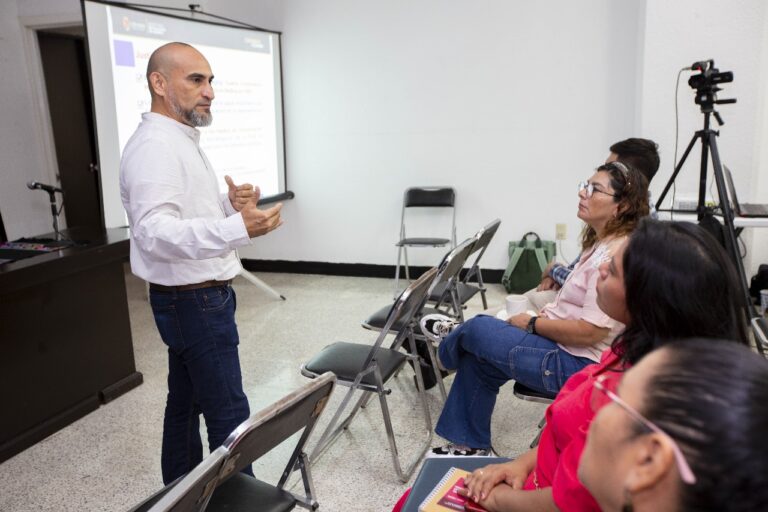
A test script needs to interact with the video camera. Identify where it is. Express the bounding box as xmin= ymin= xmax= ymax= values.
xmin=687 ymin=59 xmax=735 ymax=117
